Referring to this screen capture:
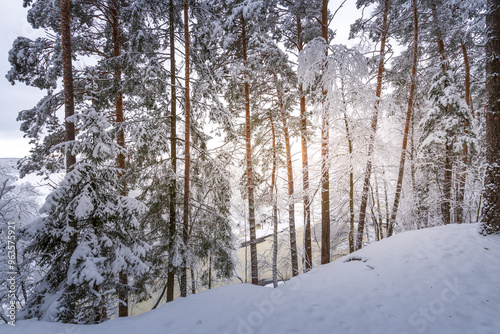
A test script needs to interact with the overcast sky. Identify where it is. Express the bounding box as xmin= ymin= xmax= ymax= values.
xmin=0 ymin=0 xmax=359 ymax=159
